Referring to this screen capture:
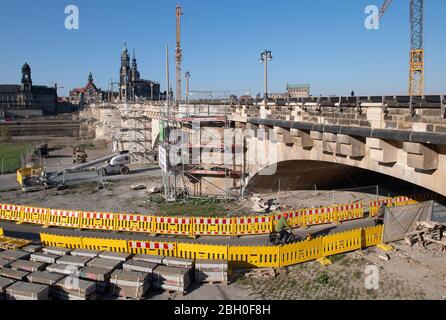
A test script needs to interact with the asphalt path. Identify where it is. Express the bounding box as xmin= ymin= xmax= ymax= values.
xmin=0 ymin=217 xmax=376 ymax=246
